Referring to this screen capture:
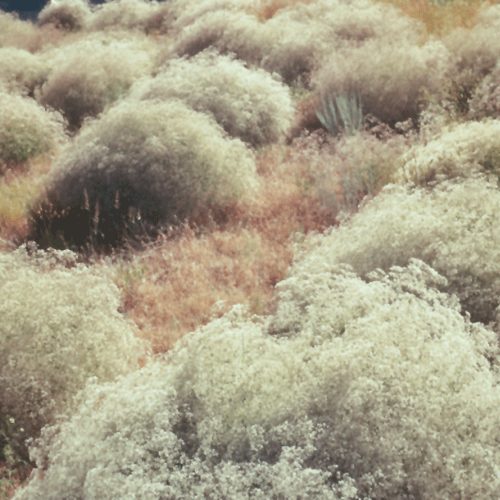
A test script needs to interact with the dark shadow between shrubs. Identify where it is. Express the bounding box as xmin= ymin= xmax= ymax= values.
xmin=27 ymin=191 xmax=239 ymax=255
